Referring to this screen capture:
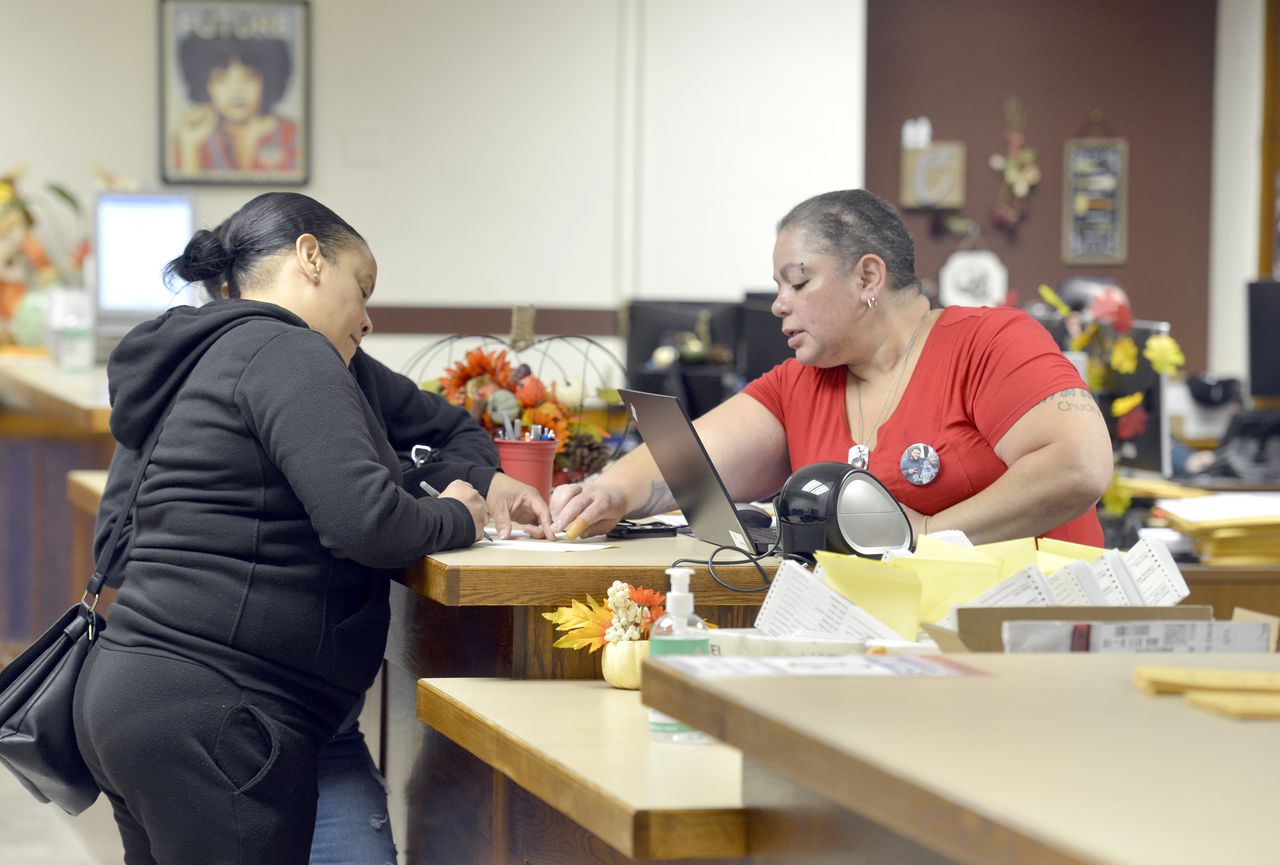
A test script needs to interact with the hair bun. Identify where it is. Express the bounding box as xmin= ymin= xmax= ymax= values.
xmin=170 ymin=228 xmax=230 ymax=284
